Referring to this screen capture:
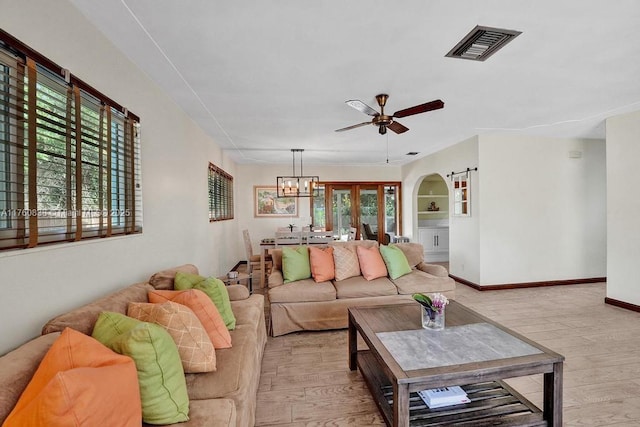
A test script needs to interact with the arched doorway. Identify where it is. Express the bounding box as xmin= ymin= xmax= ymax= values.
xmin=416 ymin=174 xmax=449 ymax=262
